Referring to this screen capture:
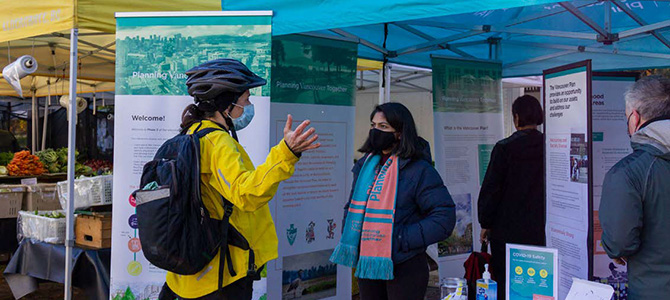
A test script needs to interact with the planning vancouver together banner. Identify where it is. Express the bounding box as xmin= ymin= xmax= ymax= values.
xmin=267 ymin=34 xmax=356 ymax=300
xmin=111 ymin=12 xmax=272 ymax=300
xmin=431 ymin=56 xmax=504 ymax=277
xmin=543 ymin=60 xmax=592 ymax=300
